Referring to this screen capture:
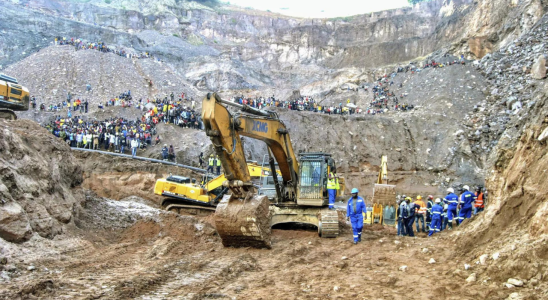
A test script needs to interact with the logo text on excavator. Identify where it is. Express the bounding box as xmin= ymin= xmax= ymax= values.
xmin=252 ymin=120 xmax=268 ymax=133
